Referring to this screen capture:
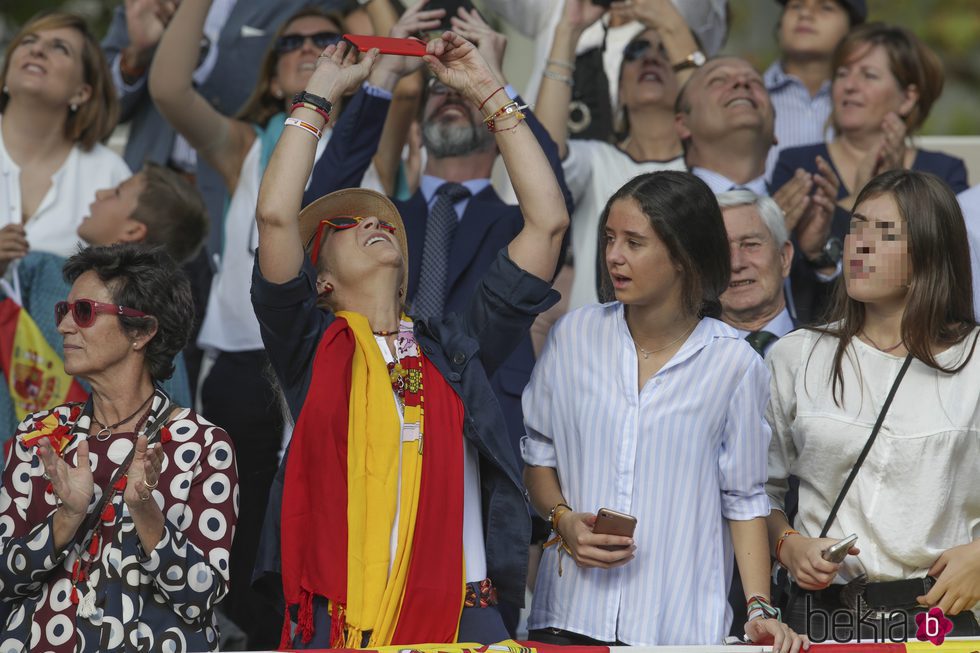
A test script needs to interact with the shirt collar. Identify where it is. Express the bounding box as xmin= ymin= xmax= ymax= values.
xmin=691 ymin=167 xmax=769 ymax=196
xmin=764 ymin=60 xmax=831 ymax=96
xmin=731 ymin=307 xmax=795 ymax=339
xmin=614 ymin=305 xmax=739 ymax=373
xmin=420 ymin=175 xmax=492 ymax=203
